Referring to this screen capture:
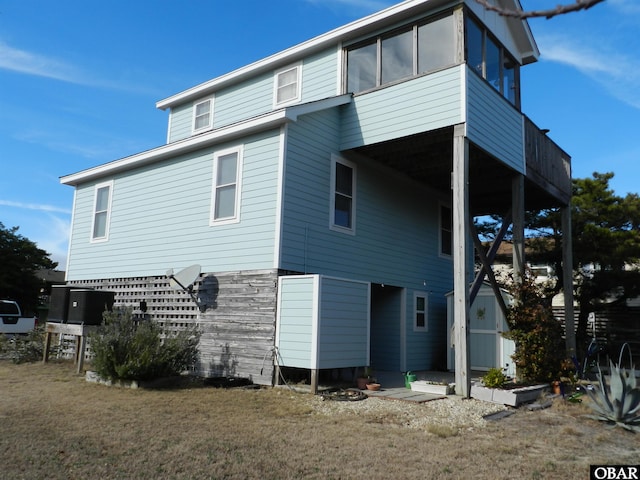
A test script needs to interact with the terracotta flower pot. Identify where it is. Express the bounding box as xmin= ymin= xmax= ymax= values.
xmin=366 ymin=383 xmax=381 ymax=391
xmin=356 ymin=377 xmax=368 ymax=390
